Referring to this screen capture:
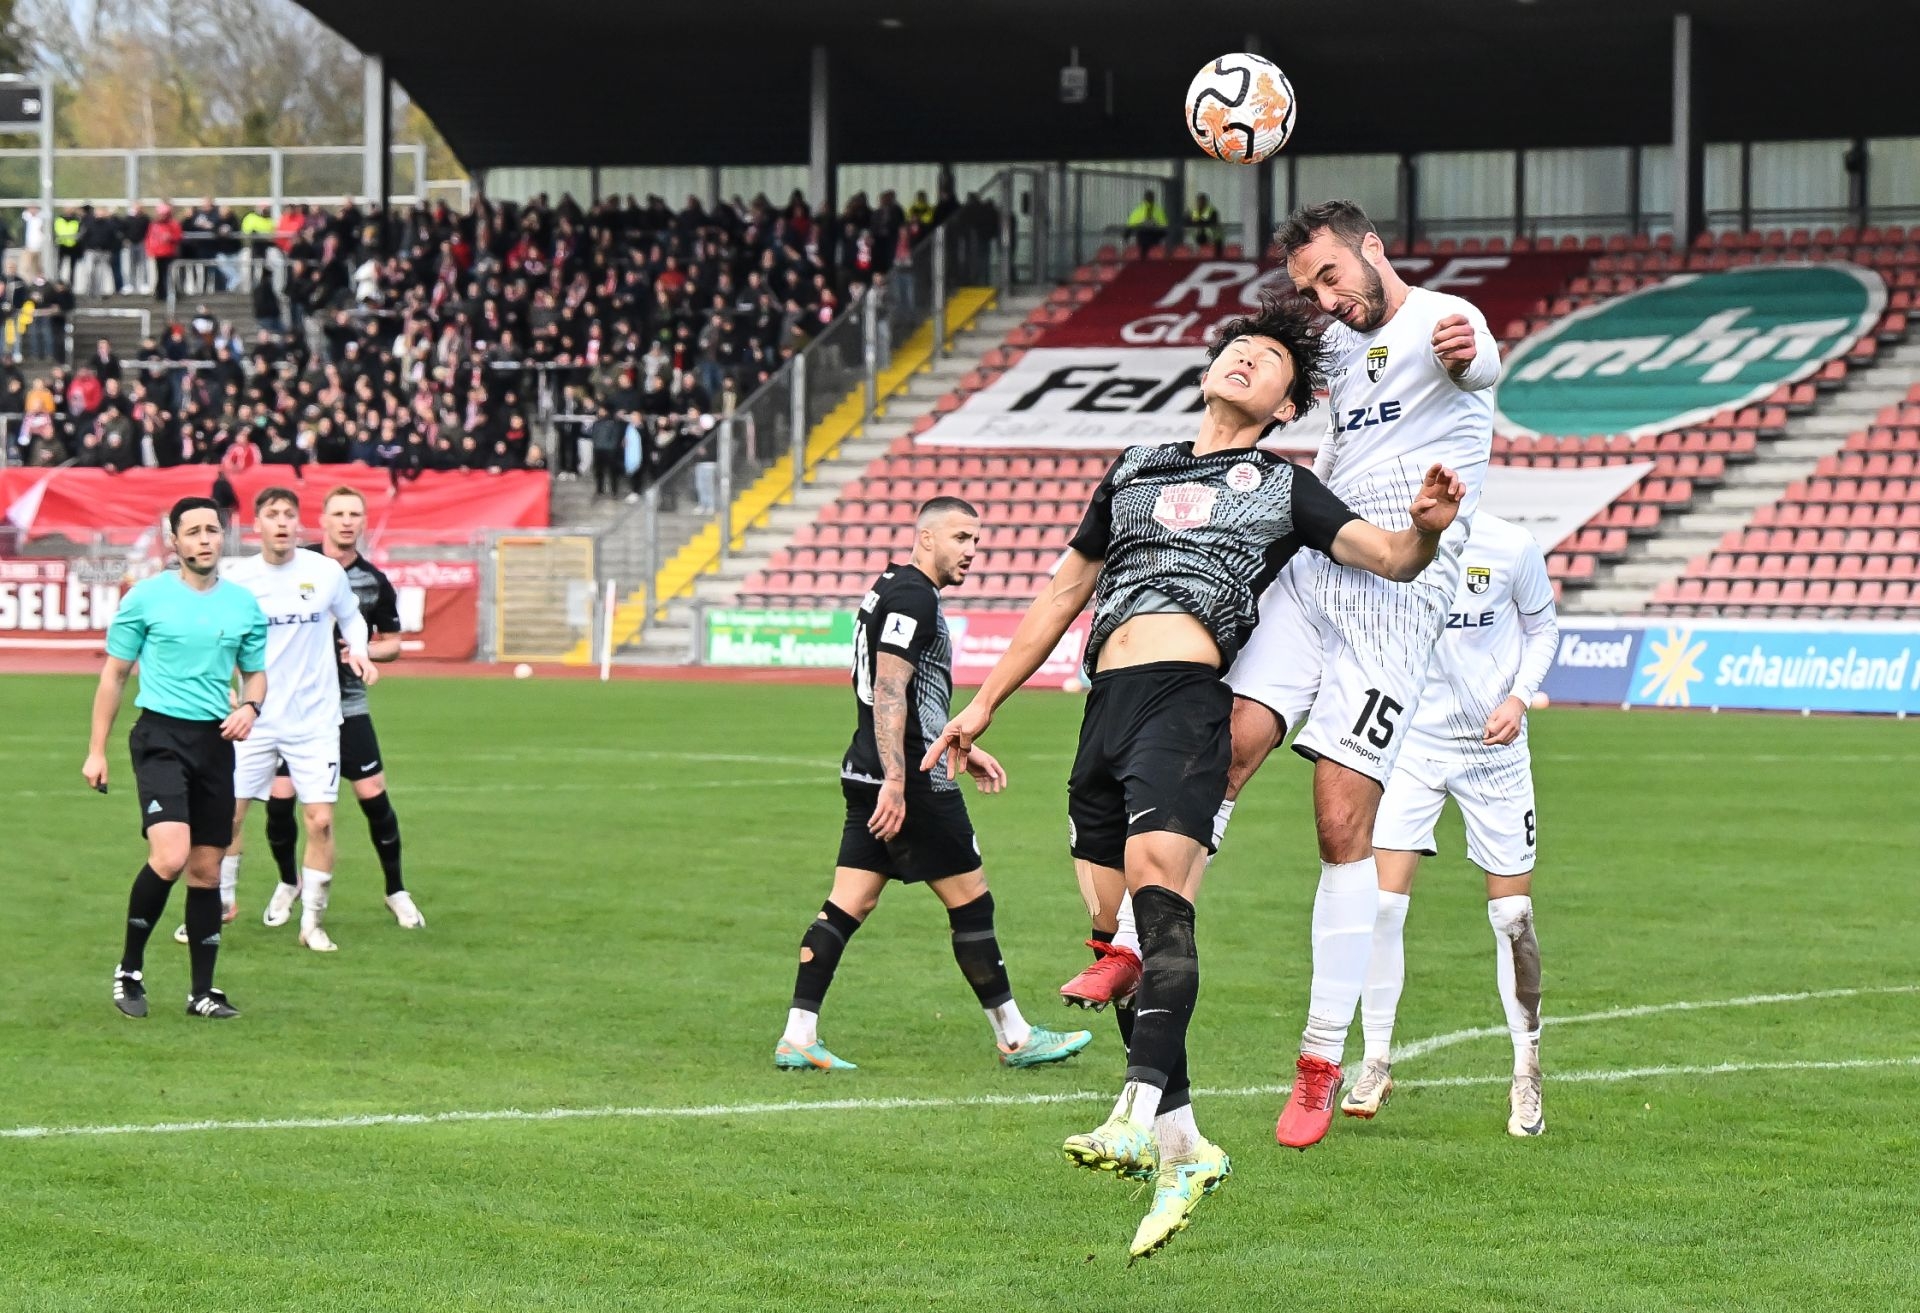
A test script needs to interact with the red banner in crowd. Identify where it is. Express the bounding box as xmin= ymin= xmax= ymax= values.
xmin=0 ymin=555 xmax=481 ymax=659
xmin=1043 ymin=253 xmax=1592 ymax=350
xmin=950 ymin=609 xmax=1092 ymax=690
xmin=0 ymin=468 xmax=549 ymax=547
